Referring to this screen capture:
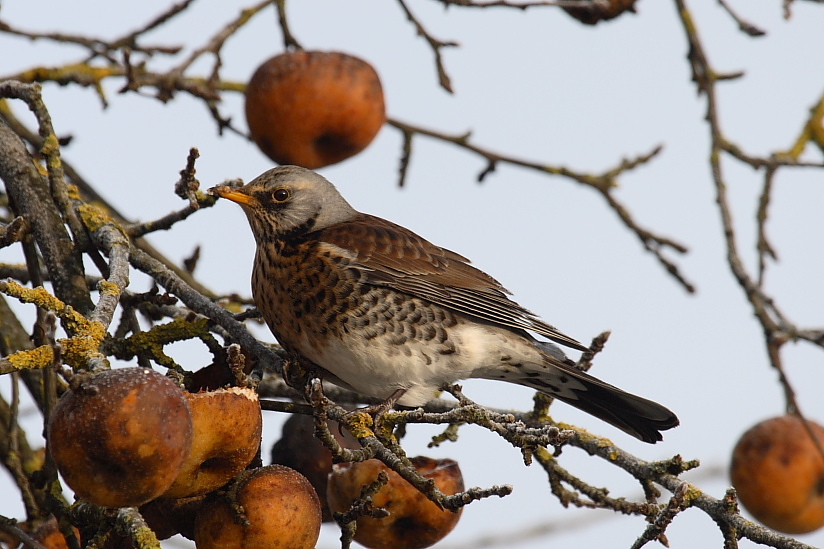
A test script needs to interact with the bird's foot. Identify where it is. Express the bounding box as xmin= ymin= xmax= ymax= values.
xmin=344 ymin=388 xmax=407 ymax=430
